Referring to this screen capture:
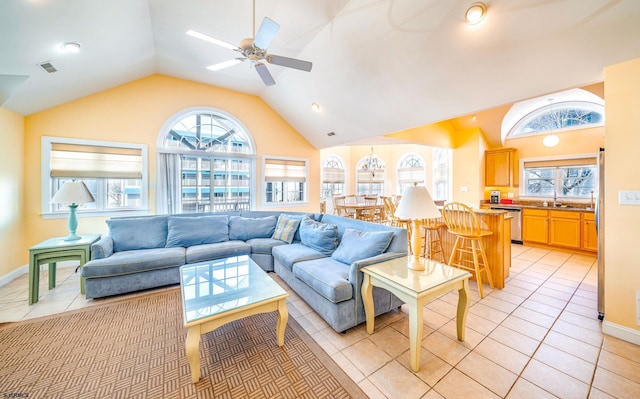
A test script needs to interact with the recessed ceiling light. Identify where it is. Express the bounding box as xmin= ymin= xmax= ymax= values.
xmin=61 ymin=41 xmax=82 ymax=53
xmin=464 ymin=2 xmax=487 ymax=25
xmin=311 ymin=103 xmax=321 ymax=112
